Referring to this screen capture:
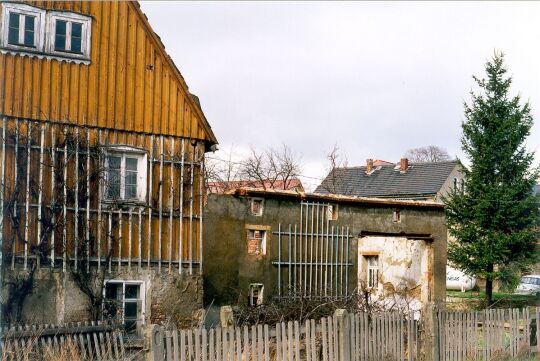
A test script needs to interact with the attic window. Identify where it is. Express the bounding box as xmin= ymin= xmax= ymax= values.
xmin=1 ymin=3 xmax=45 ymax=51
xmin=46 ymin=11 xmax=91 ymax=60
